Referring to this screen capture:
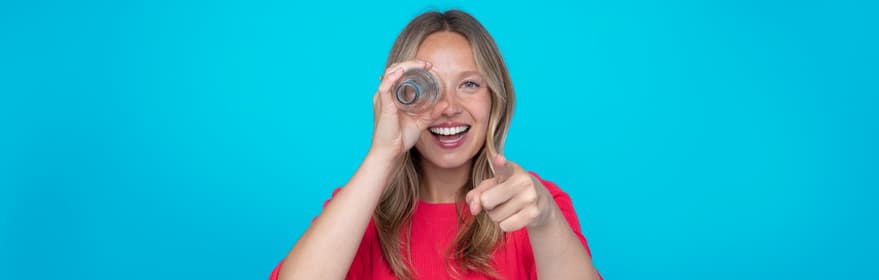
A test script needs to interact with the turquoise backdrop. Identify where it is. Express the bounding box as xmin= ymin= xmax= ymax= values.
xmin=2 ymin=0 xmax=877 ymax=279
